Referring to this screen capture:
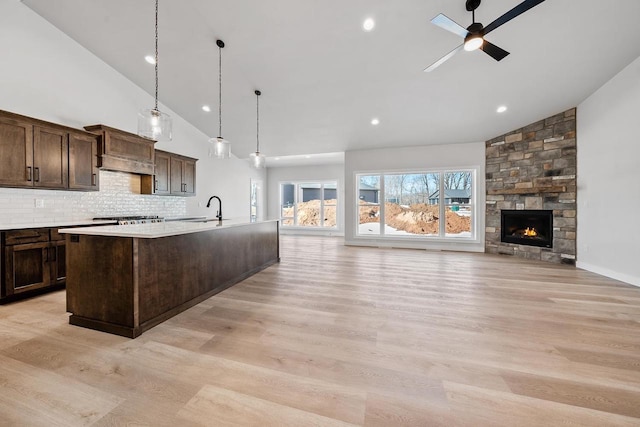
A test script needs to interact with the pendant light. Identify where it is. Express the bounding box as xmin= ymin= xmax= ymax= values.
xmin=249 ymin=90 xmax=266 ymax=169
xmin=138 ymin=0 xmax=172 ymax=141
xmin=208 ymin=39 xmax=231 ymax=158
